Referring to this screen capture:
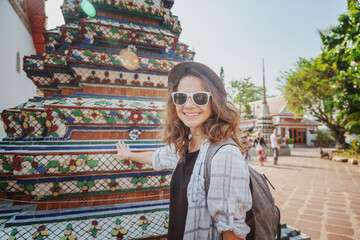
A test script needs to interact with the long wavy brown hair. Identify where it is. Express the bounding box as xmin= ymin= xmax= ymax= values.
xmin=162 ymin=66 xmax=241 ymax=161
